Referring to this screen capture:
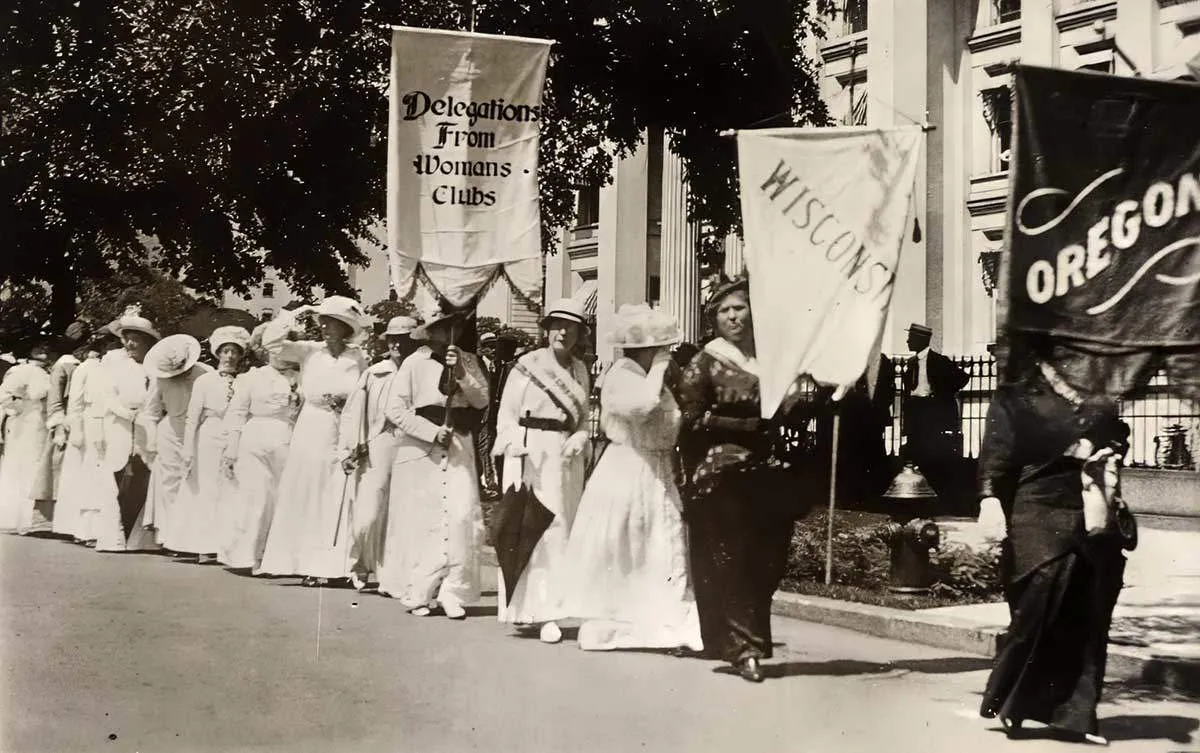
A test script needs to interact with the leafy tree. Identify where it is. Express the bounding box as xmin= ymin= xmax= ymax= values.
xmin=4 ymin=0 xmax=833 ymax=329
xmin=0 ymin=280 xmax=53 ymax=354
xmin=76 ymin=266 xmax=210 ymax=337
xmin=476 ymin=315 xmax=537 ymax=352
